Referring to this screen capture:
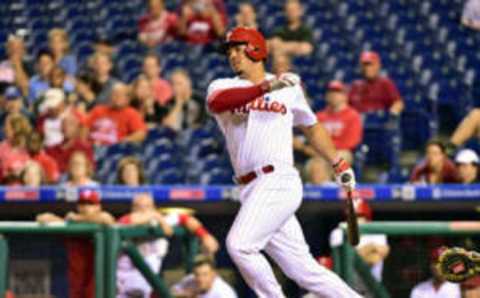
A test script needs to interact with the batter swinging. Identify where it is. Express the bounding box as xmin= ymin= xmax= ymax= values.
xmin=206 ymin=27 xmax=362 ymax=298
